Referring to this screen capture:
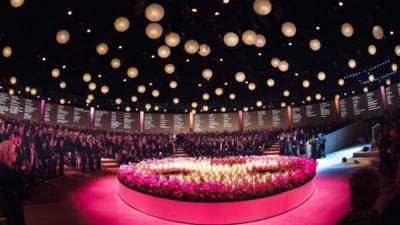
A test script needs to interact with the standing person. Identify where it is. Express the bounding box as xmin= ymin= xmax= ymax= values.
xmin=0 ymin=140 xmax=26 ymax=225
xmin=55 ymin=138 xmax=66 ymax=176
